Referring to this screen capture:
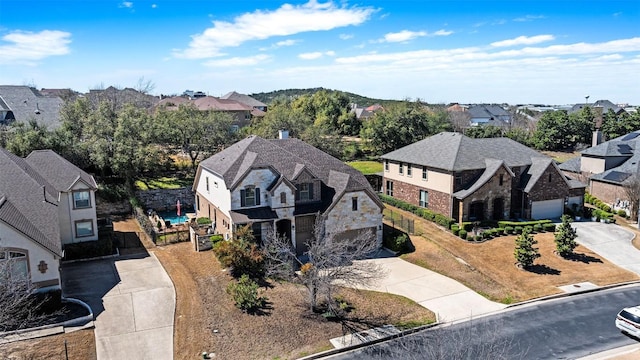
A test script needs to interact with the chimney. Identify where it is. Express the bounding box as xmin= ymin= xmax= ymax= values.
xmin=278 ymin=130 xmax=289 ymax=139
xmin=592 ymin=129 xmax=602 ymax=147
